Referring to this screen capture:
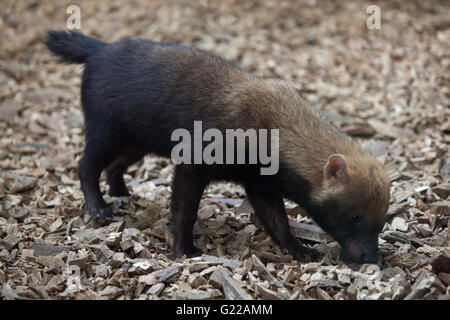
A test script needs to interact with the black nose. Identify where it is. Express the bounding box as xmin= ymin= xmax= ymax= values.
xmin=361 ymin=251 xmax=378 ymax=264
